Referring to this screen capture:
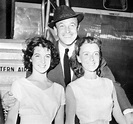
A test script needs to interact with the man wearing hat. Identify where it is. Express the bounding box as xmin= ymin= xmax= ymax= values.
xmin=2 ymin=5 xmax=133 ymax=124
xmin=48 ymin=5 xmax=133 ymax=124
